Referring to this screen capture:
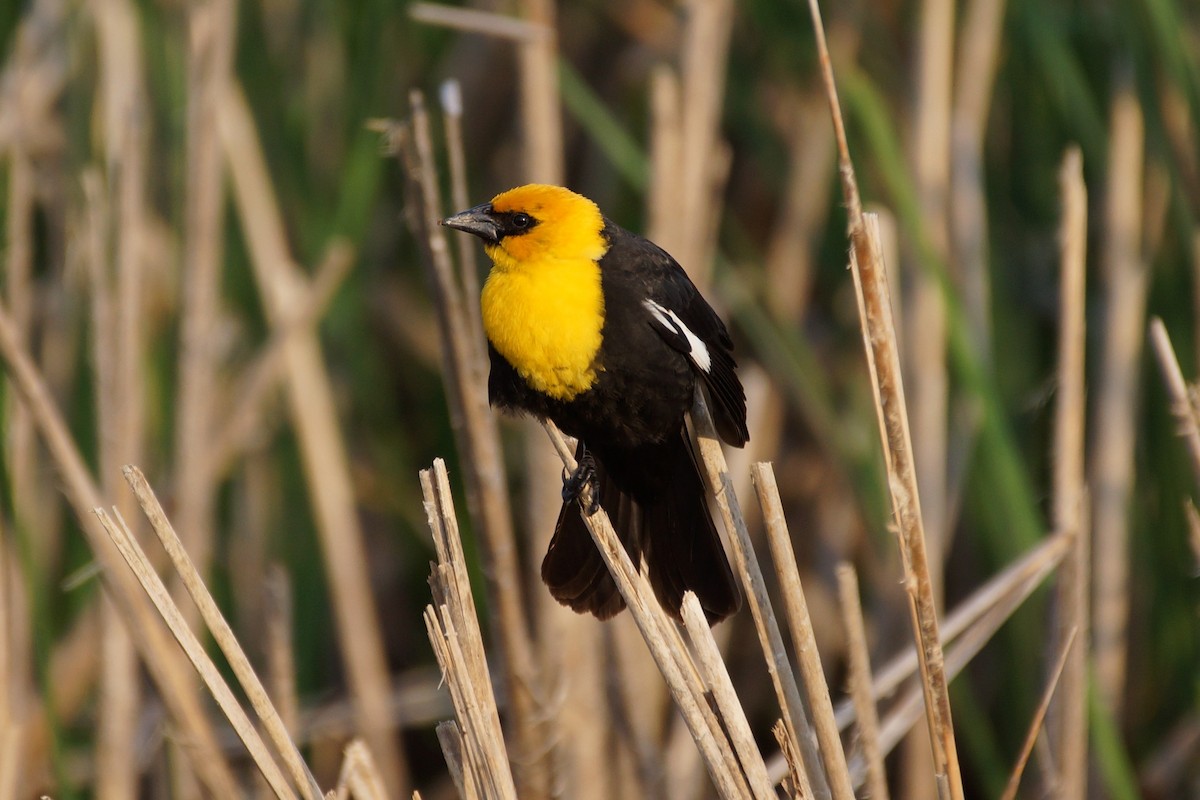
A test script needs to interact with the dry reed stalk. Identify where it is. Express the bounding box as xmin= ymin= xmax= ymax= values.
xmin=218 ymin=83 xmax=408 ymax=796
xmin=765 ymin=90 xmax=839 ymax=321
xmin=777 ymin=514 xmax=1071 ymax=787
xmin=905 ymin=0 xmax=954 ymax=607
xmin=550 ymin=613 xmax=611 ymax=800
xmin=1 ymin=45 xmax=37 ymax=788
xmin=5 ymin=141 xmax=38 ymax=551
xmin=1187 ymin=502 xmax=1200 ymax=571
xmin=0 ymin=520 xmax=21 ymax=800
xmin=398 ymin=92 xmax=548 ymax=798
xmin=805 ymin=0 xmax=965 ymax=793
xmin=421 ymin=460 xmax=519 ymax=800
xmin=440 ymin=80 xmax=485 ymax=357
xmin=751 ymin=462 xmax=854 ymax=800
xmin=91 ymin=0 xmax=152 ymax=788
xmin=0 ymin=727 xmax=17 ymax=800
xmin=81 ymin=168 xmax=134 ymax=798
xmin=1089 ymin=79 xmax=1146 ymax=717
xmin=635 ymin=64 xmax=687 ymax=755
xmin=1139 ymin=715 xmax=1200 ymax=797
xmin=949 ymin=0 xmax=1006 ymax=363
xmin=93 ymin=506 xmax=297 ymax=798
xmin=836 ymin=564 xmax=890 ymax=800
xmin=943 ymin=0 xmax=1006 ymax=571
xmin=173 ymin=0 xmax=236 ymax=614
xmin=539 ymin=425 xmax=760 ymax=799
xmin=739 ymin=82 xmax=845 ymax=545
xmin=610 ymin=615 xmax=670 ymax=795
xmin=1149 ymin=319 xmax=1200 ymax=492
xmin=434 ymin=722 xmax=471 ymax=799
xmin=648 ymin=66 xmax=684 ymax=255
xmin=1194 ymin=231 xmax=1200 ymax=369
xmin=408 ymin=2 xmax=551 ymax=42
xmin=517 ymin=0 xmax=563 ymax=184
xmin=18 ymin=602 xmax=99 ymax=792
xmin=207 ymin=241 xmax=355 ymax=481
xmin=832 ymin=529 xmax=1071 ymax=733
xmin=691 ymin=391 xmax=828 ymax=800
xmin=864 ymin=532 xmax=1065 ymax=765
xmin=1051 ymin=146 xmax=1089 ymax=800
xmin=1000 ymin=627 xmax=1079 ymax=800
xmin=679 ymin=593 xmax=777 ymax=800
xmin=332 ymin=740 xmax=390 ymax=800
xmin=264 ymin=566 xmax=300 ymax=736
xmin=123 ymin=465 xmax=324 ymax=799
xmin=675 ymin=0 xmax=734 ymax=287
